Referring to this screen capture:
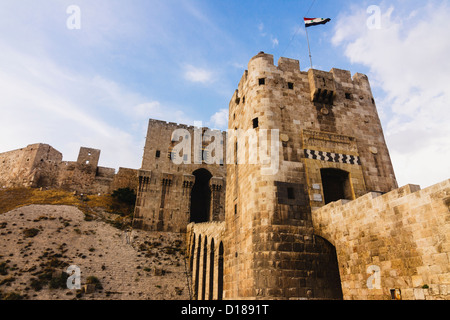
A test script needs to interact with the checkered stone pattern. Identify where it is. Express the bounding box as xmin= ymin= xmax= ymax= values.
xmin=304 ymin=149 xmax=361 ymax=165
